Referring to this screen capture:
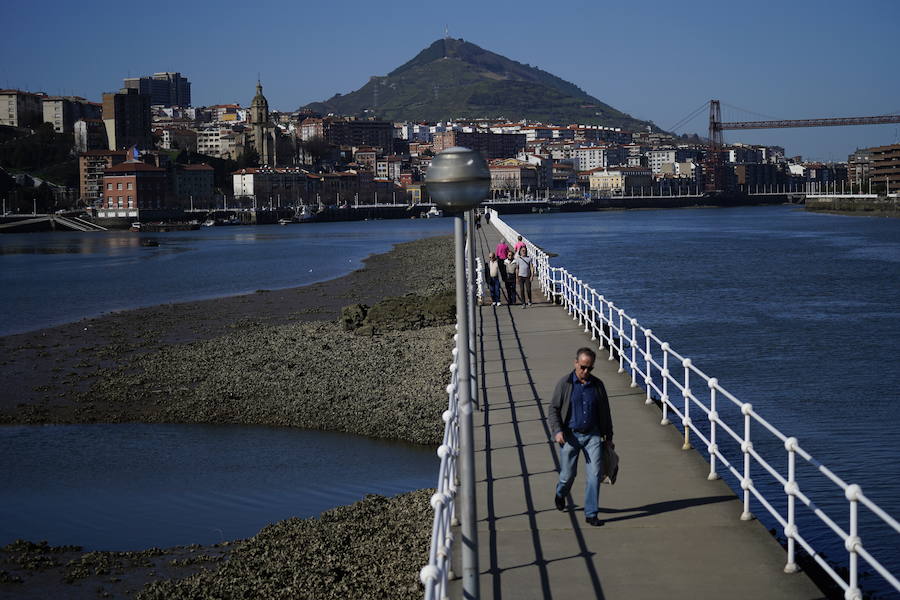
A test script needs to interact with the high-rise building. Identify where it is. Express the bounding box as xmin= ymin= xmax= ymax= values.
xmin=123 ymin=72 xmax=191 ymax=107
xmin=102 ymin=88 xmax=152 ymax=150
